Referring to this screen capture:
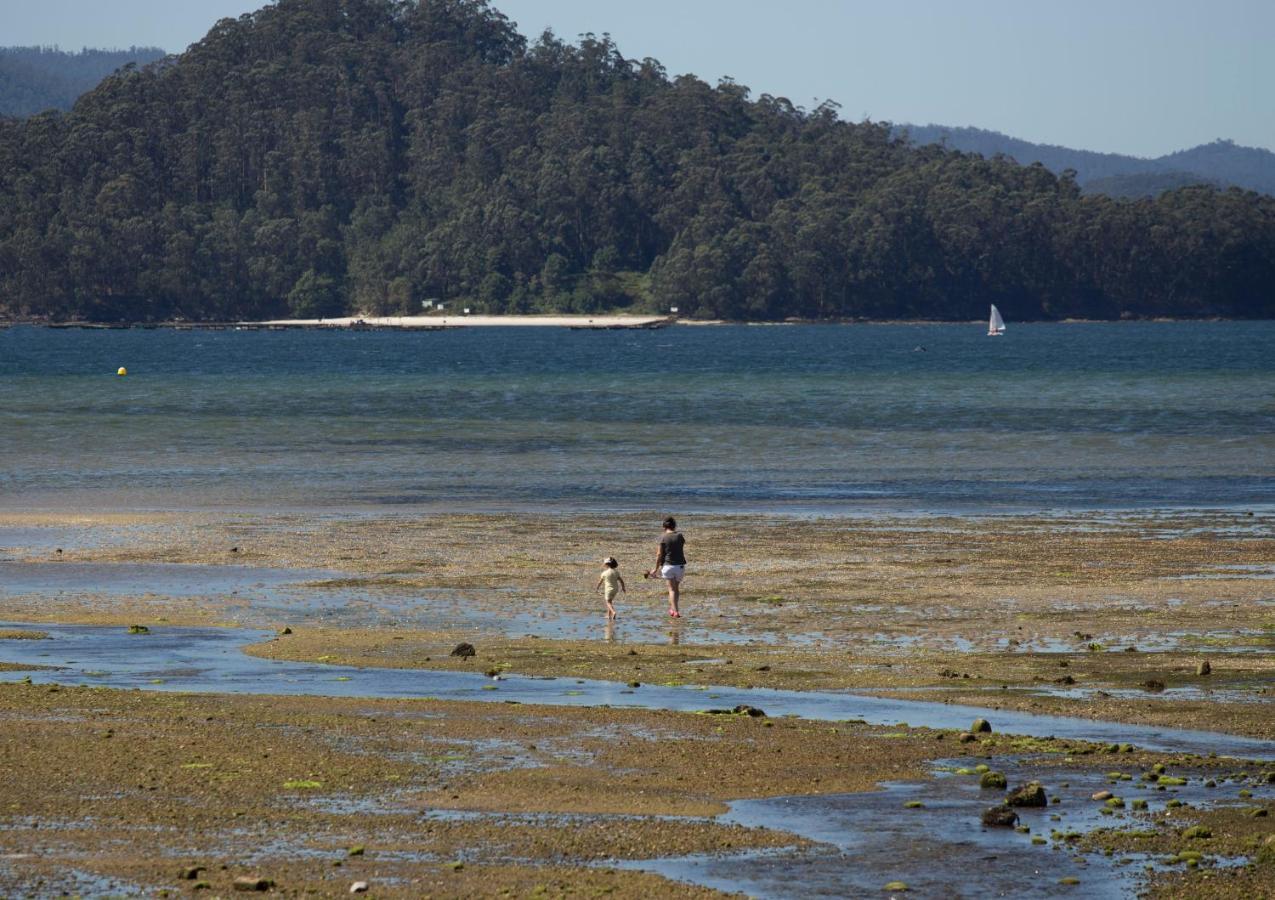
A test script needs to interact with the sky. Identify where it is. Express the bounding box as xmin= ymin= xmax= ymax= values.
xmin=4 ymin=0 xmax=1272 ymax=158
